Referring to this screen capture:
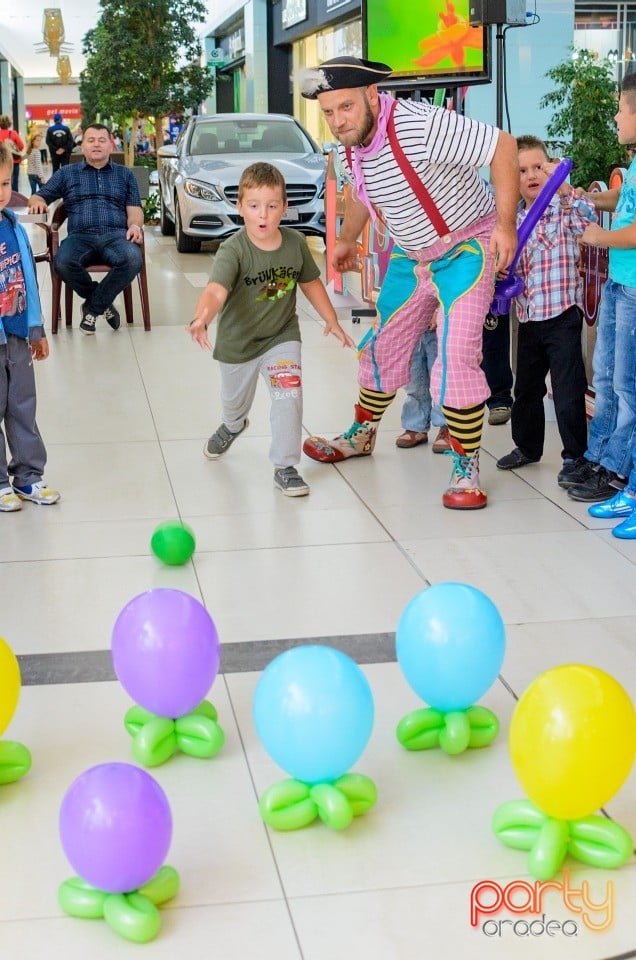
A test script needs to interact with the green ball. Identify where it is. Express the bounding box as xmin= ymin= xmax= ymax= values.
xmin=151 ymin=521 xmax=196 ymax=565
